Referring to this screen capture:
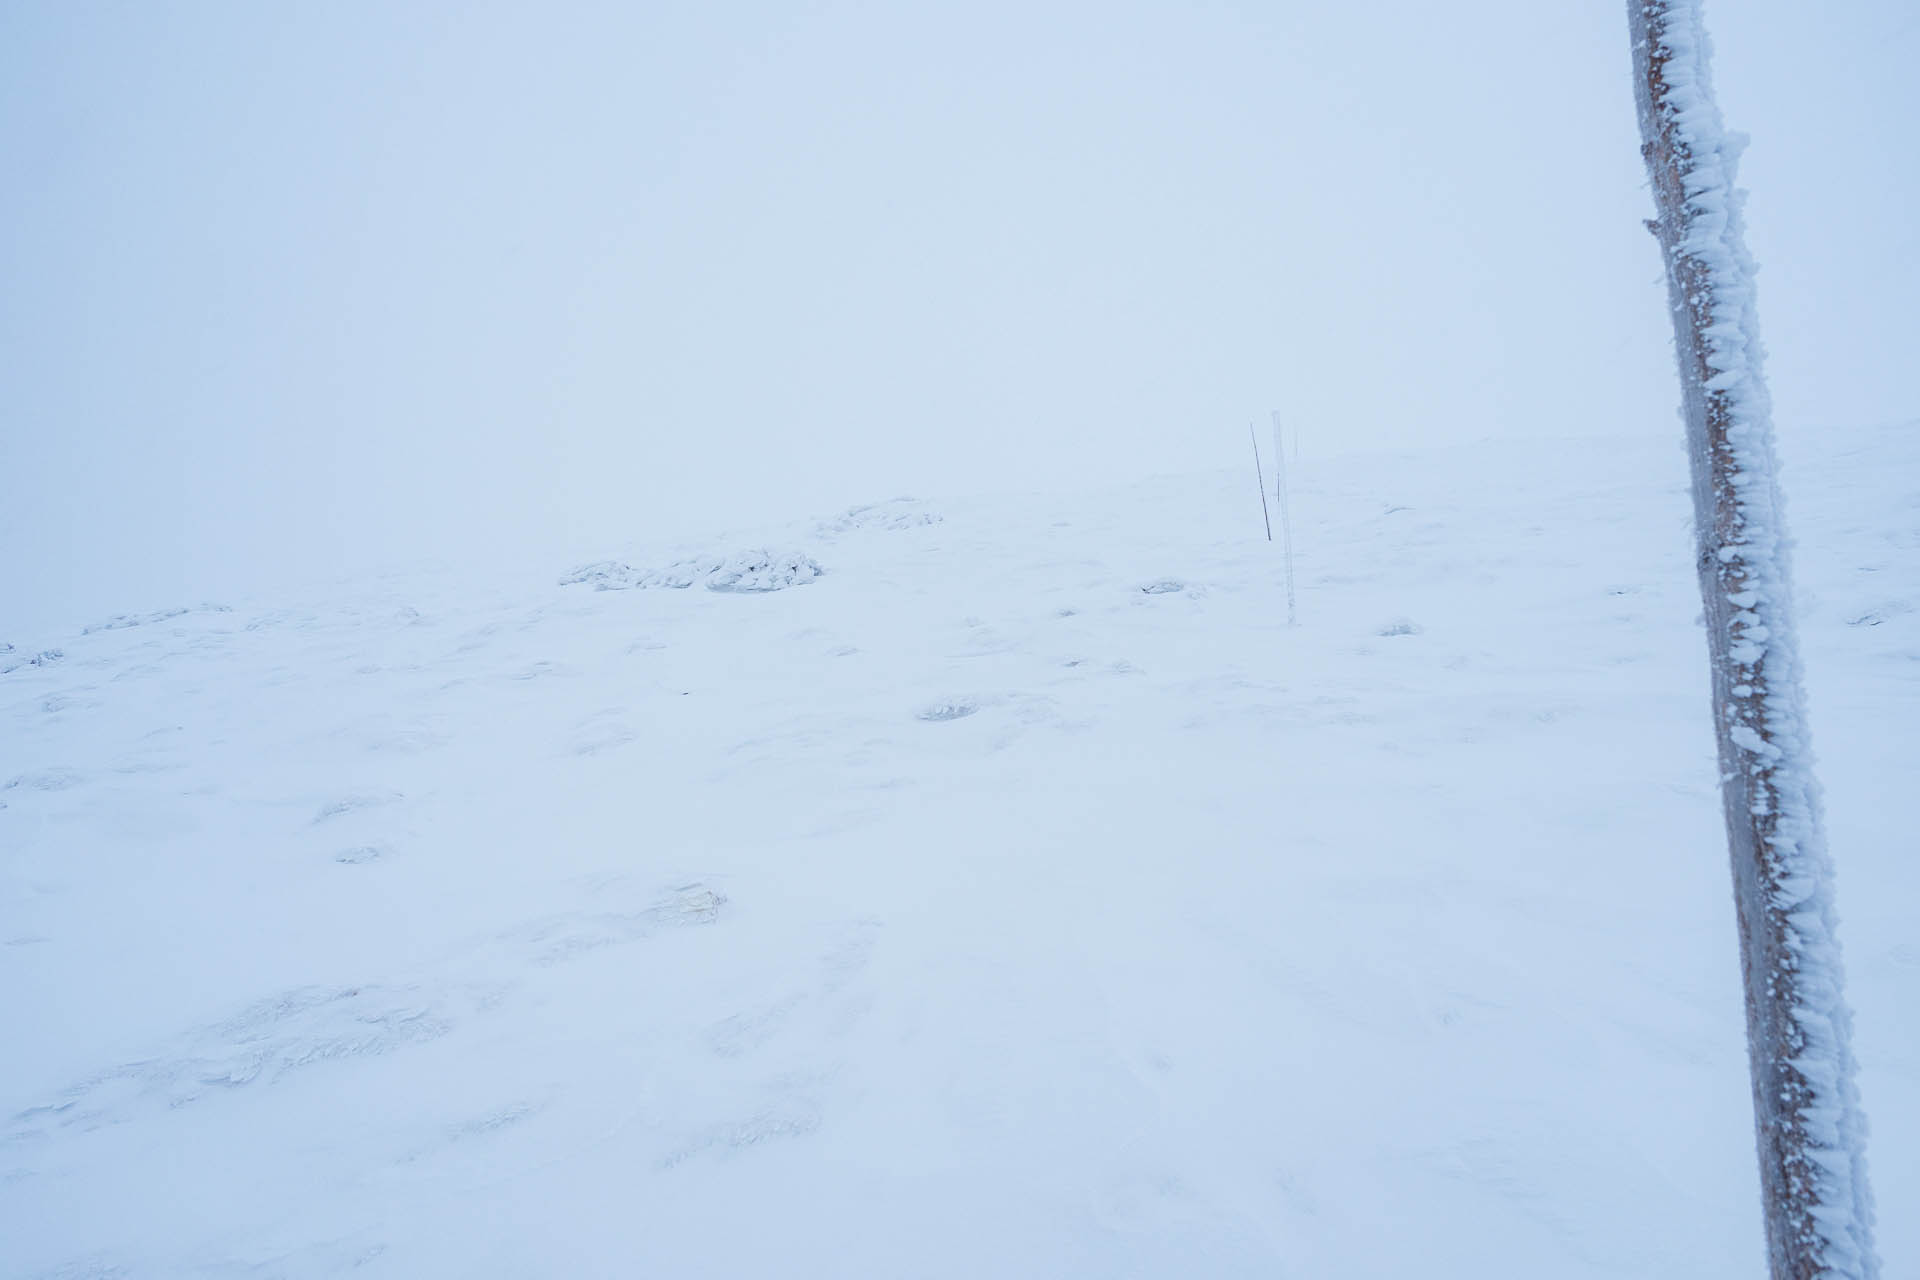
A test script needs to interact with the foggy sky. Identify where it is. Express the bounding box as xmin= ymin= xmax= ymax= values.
xmin=4 ymin=1 xmax=1915 ymax=636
